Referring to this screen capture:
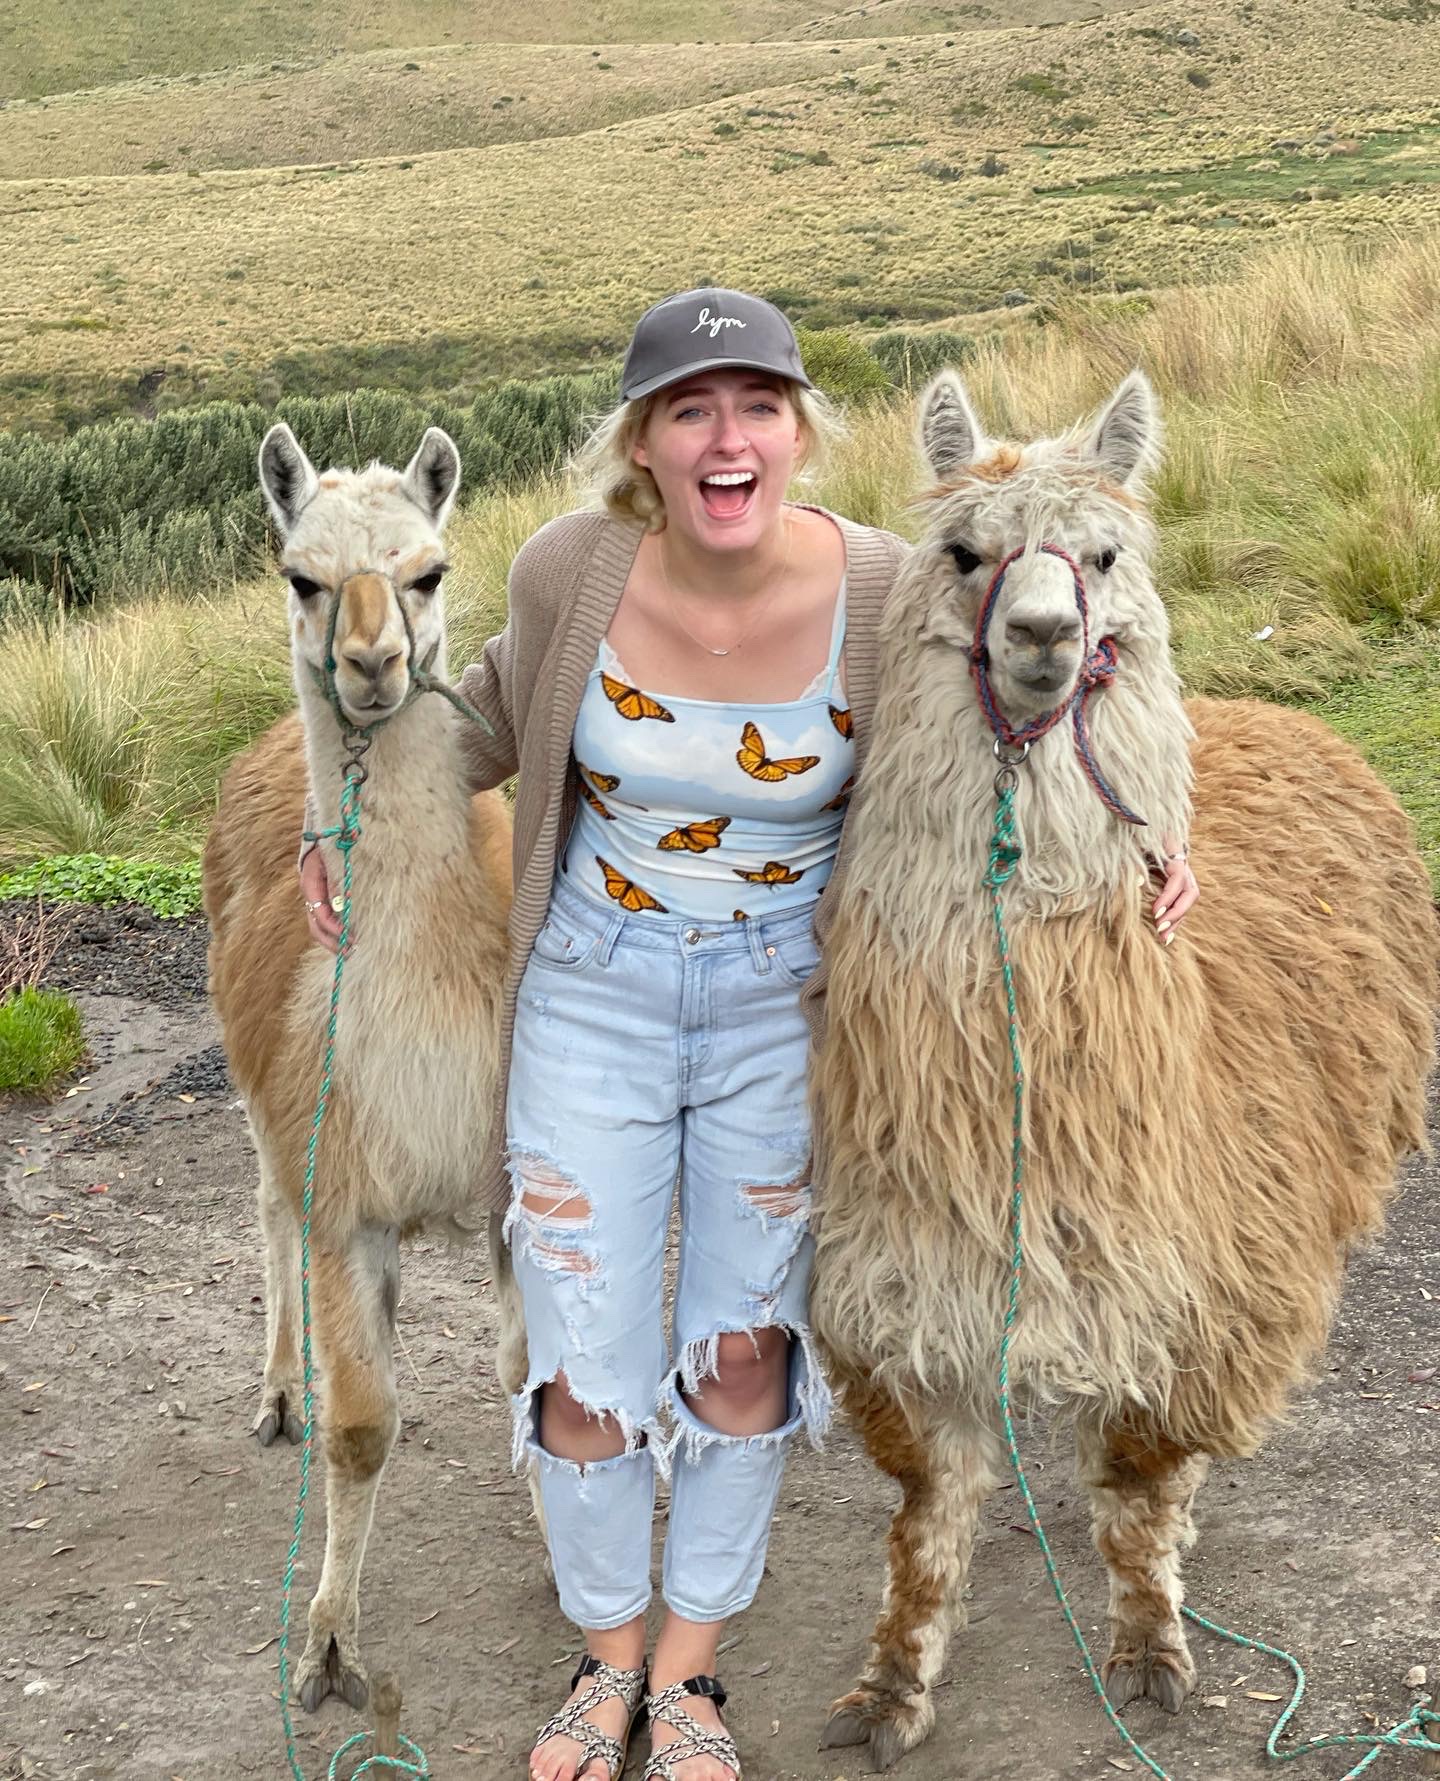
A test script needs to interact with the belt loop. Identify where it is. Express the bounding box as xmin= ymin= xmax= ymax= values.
xmin=594 ymin=912 xmax=625 ymax=967
xmin=746 ymin=916 xmax=771 ymax=975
